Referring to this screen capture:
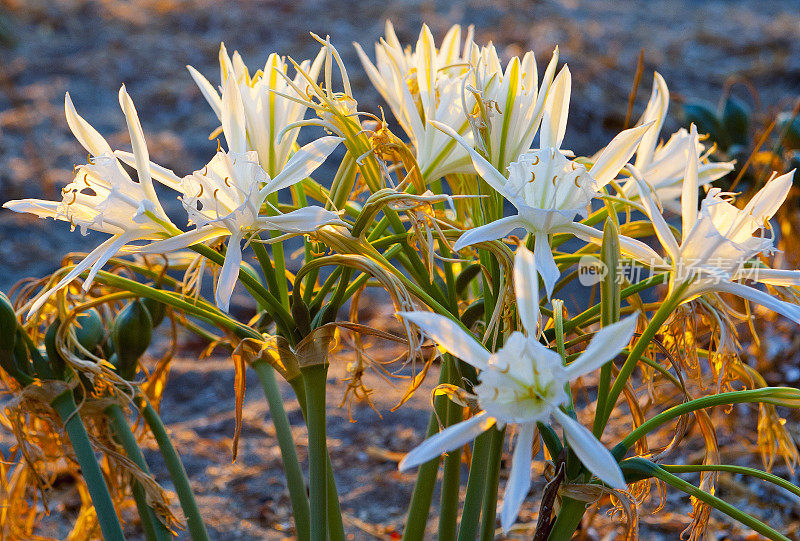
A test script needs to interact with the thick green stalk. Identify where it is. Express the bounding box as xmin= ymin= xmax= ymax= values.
xmin=302 ymin=364 xmax=329 ymax=541
xmin=479 ymin=427 xmax=505 ymax=541
xmin=456 ymin=429 xmax=492 ymax=541
xmin=546 ymin=497 xmax=586 ymax=540
xmin=106 ymin=404 xmax=171 ymax=541
xmin=438 ymin=357 xmax=463 ymax=541
xmin=253 ymin=361 xmax=310 ymax=541
xmin=288 ymin=377 xmax=345 ymax=541
xmin=402 ymin=366 xmax=451 ymax=541
xmin=137 ymin=396 xmax=209 ymax=541
xmin=51 ymin=390 xmax=126 ymax=541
